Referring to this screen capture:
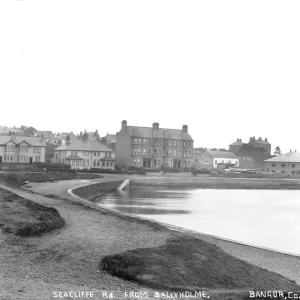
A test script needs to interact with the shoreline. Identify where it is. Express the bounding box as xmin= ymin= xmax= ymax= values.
xmin=69 ymin=181 xmax=300 ymax=258
xmin=67 ymin=179 xmax=300 ymax=286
